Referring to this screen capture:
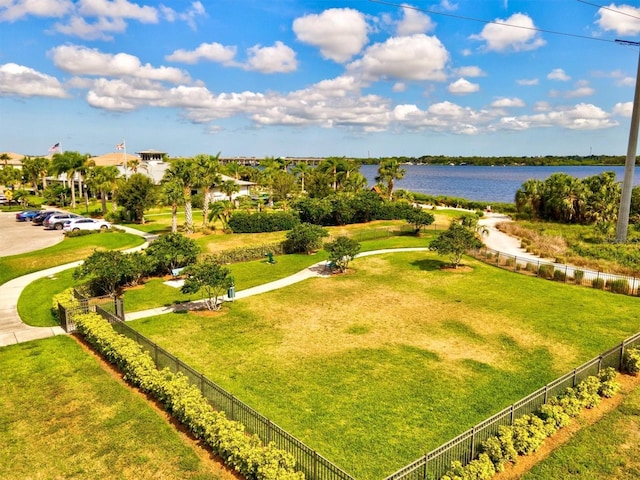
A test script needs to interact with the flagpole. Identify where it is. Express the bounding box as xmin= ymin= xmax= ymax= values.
xmin=123 ymin=139 xmax=127 ymax=178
